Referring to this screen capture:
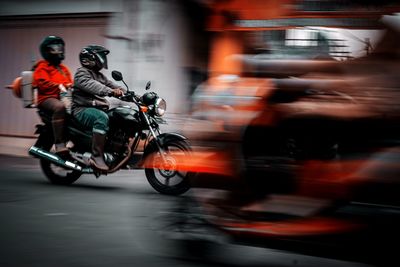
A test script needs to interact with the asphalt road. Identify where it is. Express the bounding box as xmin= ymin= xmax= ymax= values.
xmin=0 ymin=155 xmax=372 ymax=267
